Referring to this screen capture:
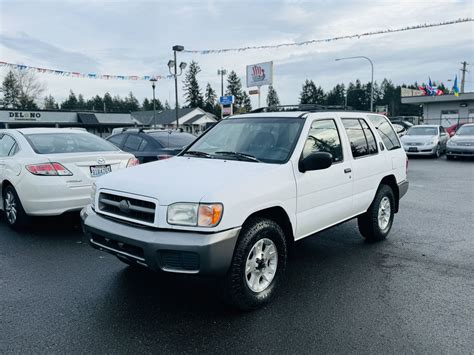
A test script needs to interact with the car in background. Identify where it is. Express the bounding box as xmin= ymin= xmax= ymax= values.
xmin=401 ymin=125 xmax=448 ymax=158
xmin=446 ymin=122 xmax=465 ymax=137
xmin=390 ymin=120 xmax=414 ymax=131
xmin=107 ymin=129 xmax=197 ymax=163
xmin=446 ymin=123 xmax=474 ymax=159
xmin=392 ymin=124 xmax=407 ymax=137
xmin=0 ymin=128 xmax=138 ymax=229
